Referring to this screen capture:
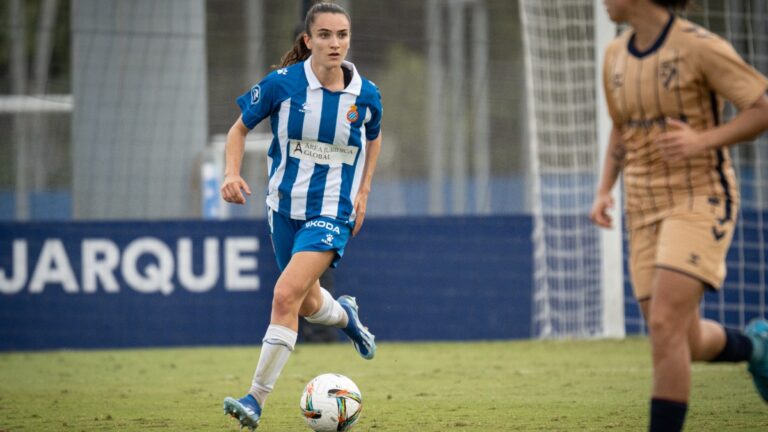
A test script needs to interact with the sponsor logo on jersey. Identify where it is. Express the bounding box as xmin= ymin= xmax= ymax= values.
xmin=277 ymin=68 xmax=288 ymax=75
xmin=289 ymin=140 xmax=359 ymax=165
